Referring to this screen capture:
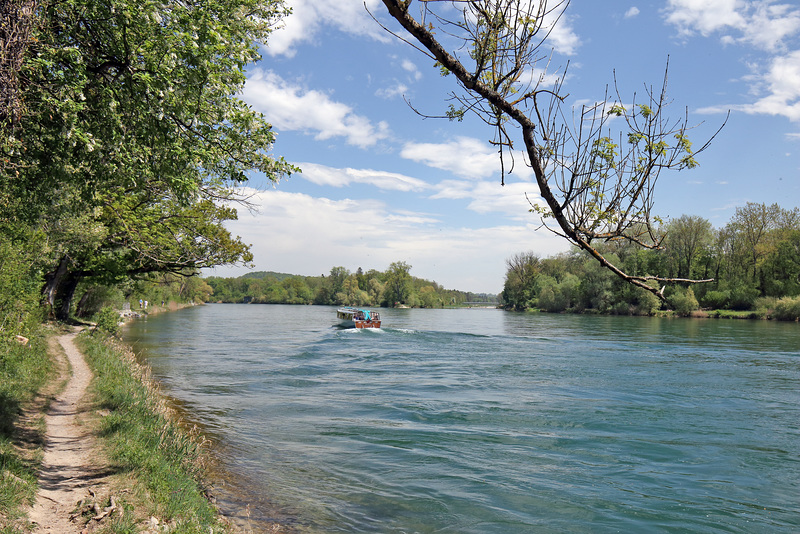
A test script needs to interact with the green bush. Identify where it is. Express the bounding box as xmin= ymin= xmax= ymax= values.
xmin=701 ymin=289 xmax=730 ymax=310
xmin=93 ymin=307 xmax=121 ymax=336
xmin=773 ymin=296 xmax=800 ymax=321
xmin=0 ymin=236 xmax=43 ymax=337
xmin=634 ymin=288 xmax=662 ymax=315
xmin=754 ymin=296 xmax=779 ymax=316
xmin=669 ymin=287 xmax=699 ymax=316
xmin=728 ymin=285 xmax=759 ymax=311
